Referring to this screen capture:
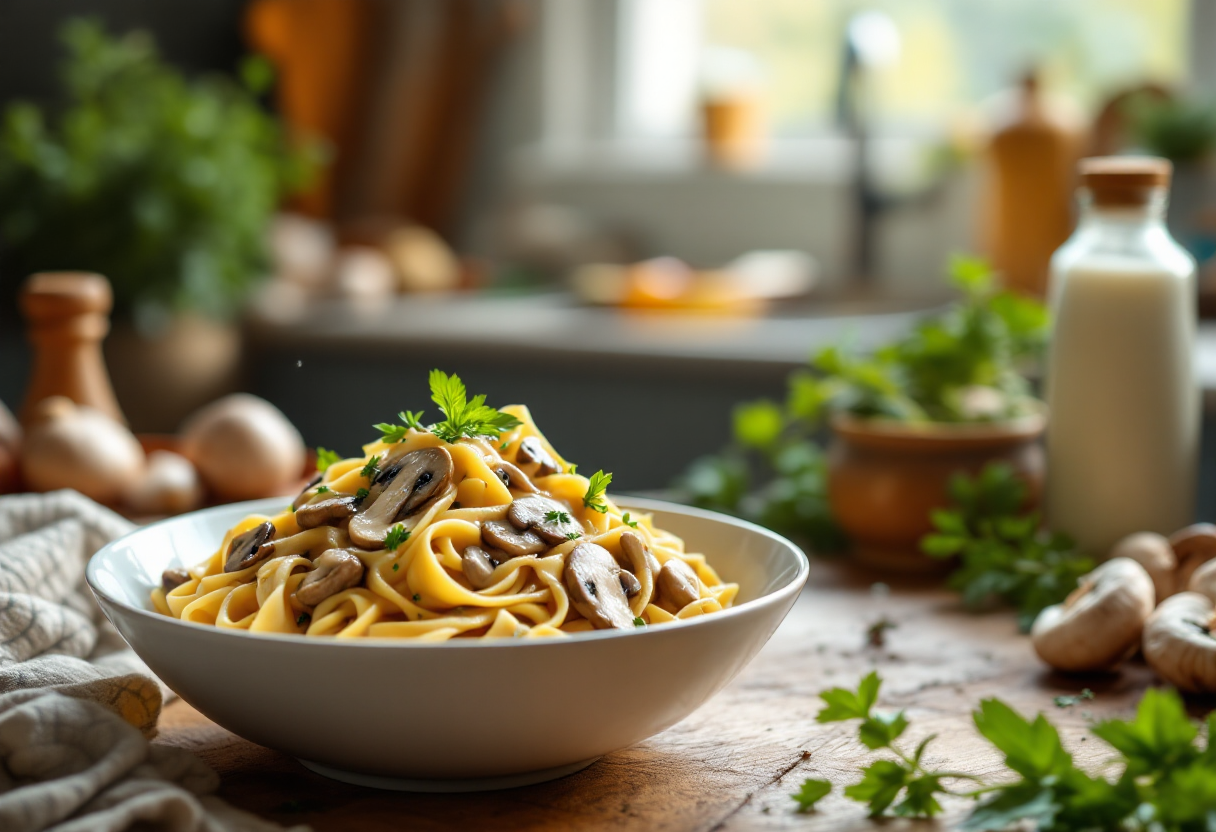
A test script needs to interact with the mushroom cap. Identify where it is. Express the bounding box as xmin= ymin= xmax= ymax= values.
xmin=224 ymin=522 xmax=277 ymax=573
xmin=1187 ymin=558 xmax=1216 ymax=603
xmin=1030 ymin=557 xmax=1155 ymax=672
xmin=292 ymin=473 xmax=323 ymax=510
xmin=22 ymin=399 xmax=145 ymax=504
xmin=1143 ymin=592 xmax=1216 ymax=693
xmin=348 ymin=447 xmax=453 ymax=548
xmin=295 ymin=496 xmax=357 ymax=530
xmin=494 ymin=461 xmax=538 ymax=494
xmin=657 ymin=558 xmax=702 ymax=611
xmin=296 ymin=548 xmax=365 ymax=608
xmin=1170 ymin=524 xmax=1216 ymax=591
xmin=565 ymin=542 xmax=635 ymax=629
xmin=481 ymin=520 xmax=547 ymax=557
xmin=462 ymin=545 xmax=502 ymax=590
xmin=507 ymin=495 xmax=580 ymax=544
xmin=161 ymin=567 xmax=190 ymax=593
xmin=1109 ymin=531 xmax=1176 ymax=602
xmin=180 ymin=394 xmax=305 ymax=502
xmin=124 ymin=450 xmax=203 ymax=516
